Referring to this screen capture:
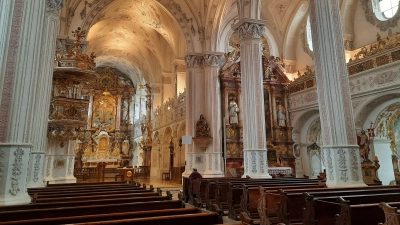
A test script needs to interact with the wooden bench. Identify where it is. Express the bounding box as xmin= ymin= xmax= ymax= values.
xmin=304 ymin=192 xmax=400 ymax=225
xmin=238 ymin=183 xmax=325 ymax=224
xmin=1 ymin=208 xmax=202 ymax=225
xmin=271 ymin=186 xmax=400 ymax=224
xmin=0 ymin=200 xmax=183 ymax=222
xmin=379 ymin=202 xmax=400 ymax=225
xmin=29 ymin=185 xmax=151 ymax=197
xmin=46 ymin=181 xmax=125 ymax=187
xmin=32 ymin=191 xmax=162 ymax=204
xmin=71 ymin=213 xmax=221 ymax=225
